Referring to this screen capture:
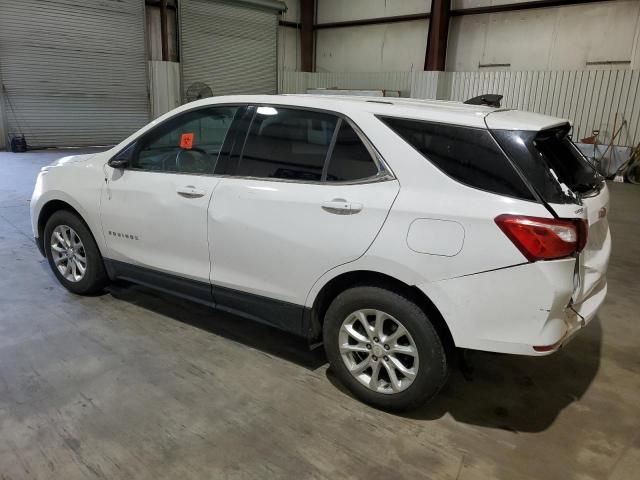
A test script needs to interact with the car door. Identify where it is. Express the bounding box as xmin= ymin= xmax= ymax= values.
xmin=101 ymin=105 xmax=241 ymax=300
xmin=208 ymin=105 xmax=400 ymax=332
